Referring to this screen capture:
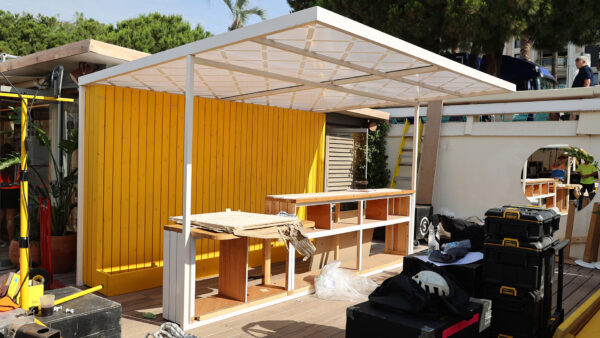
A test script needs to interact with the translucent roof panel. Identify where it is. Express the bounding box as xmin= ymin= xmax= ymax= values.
xmin=80 ymin=7 xmax=515 ymax=112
